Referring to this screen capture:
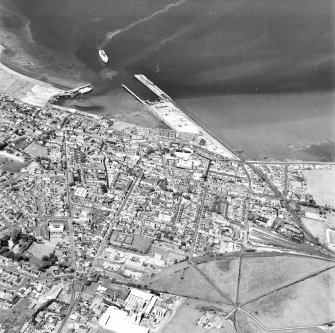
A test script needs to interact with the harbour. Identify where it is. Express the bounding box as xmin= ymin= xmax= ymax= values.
xmin=124 ymin=74 xmax=236 ymax=159
xmin=1 ymin=0 xmax=334 ymax=161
